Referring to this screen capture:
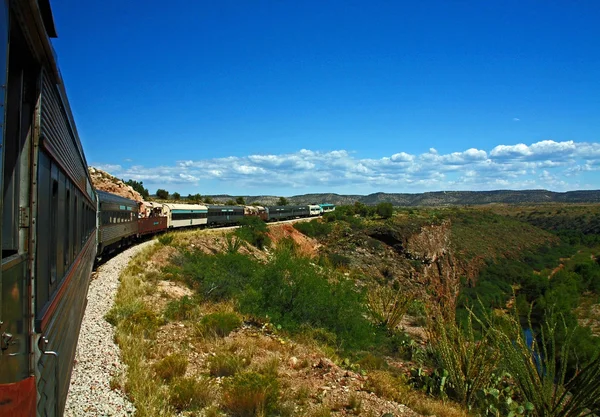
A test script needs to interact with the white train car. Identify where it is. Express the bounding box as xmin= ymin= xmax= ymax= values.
xmin=162 ymin=203 xmax=208 ymax=229
xmin=308 ymin=204 xmax=321 ymax=216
